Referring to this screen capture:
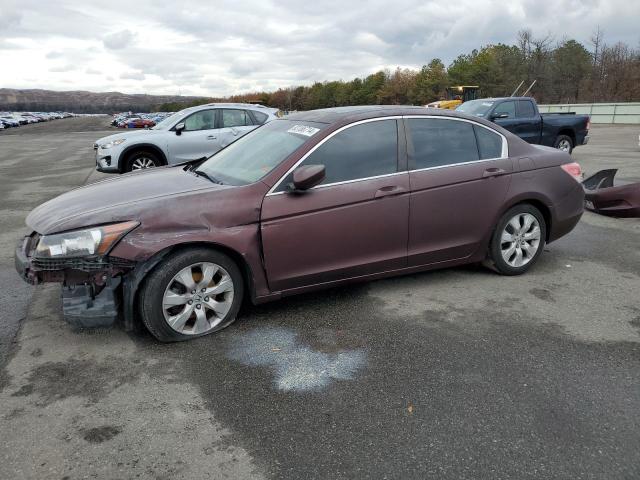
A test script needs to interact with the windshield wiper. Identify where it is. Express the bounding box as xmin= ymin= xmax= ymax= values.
xmin=194 ymin=169 xmax=225 ymax=185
